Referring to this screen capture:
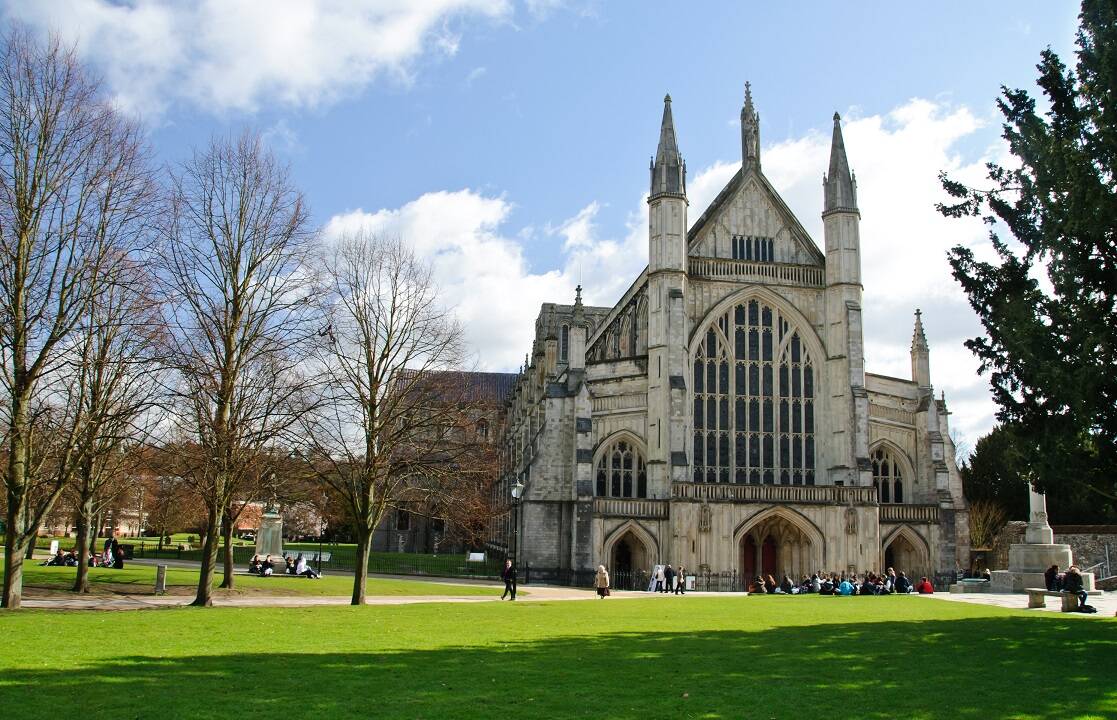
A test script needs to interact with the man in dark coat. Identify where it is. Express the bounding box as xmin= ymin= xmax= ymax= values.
xmin=501 ymin=559 xmax=517 ymax=600
xmin=664 ymin=565 xmax=676 ymax=594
